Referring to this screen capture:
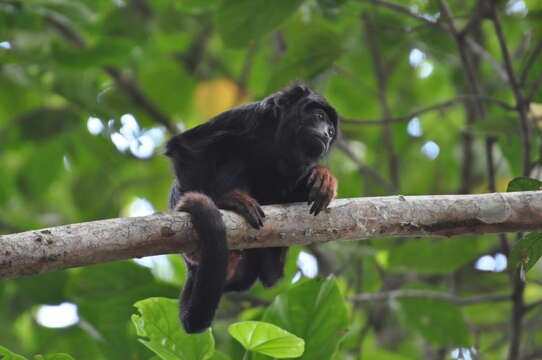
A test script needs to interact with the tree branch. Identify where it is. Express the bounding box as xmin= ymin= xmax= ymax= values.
xmin=341 ymin=95 xmax=516 ymax=126
xmin=351 ymin=290 xmax=511 ymax=306
xmin=490 ymin=7 xmax=531 ymax=177
xmin=363 ymin=13 xmax=399 ymax=190
xmin=520 ymin=38 xmax=542 ymax=86
xmin=2 ymin=192 xmax=542 ymax=280
xmin=336 ymin=137 xmax=397 ymax=193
